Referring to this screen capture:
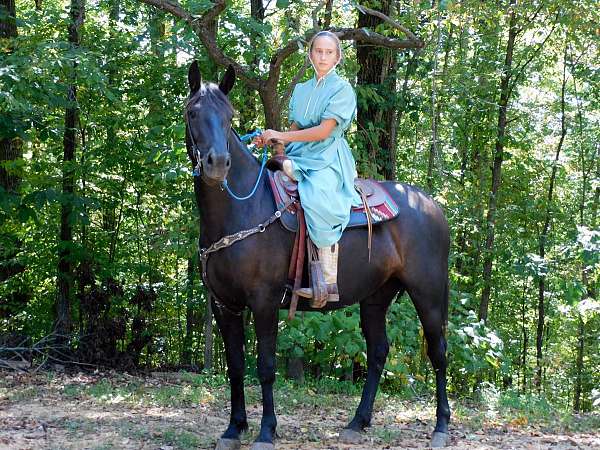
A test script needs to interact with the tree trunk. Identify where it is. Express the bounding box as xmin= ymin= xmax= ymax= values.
xmin=203 ymin=295 xmax=214 ymax=371
xmin=0 ymin=0 xmax=16 ymax=38
xmin=286 ymin=357 xmax=304 ymax=383
xmin=573 ymin=65 xmax=598 ymax=410
xmin=250 ymin=0 xmax=264 ymax=22
xmin=380 ymin=52 xmax=398 ymax=181
xmin=479 ymin=0 xmax=517 ymax=322
xmin=181 ymin=256 xmax=196 ymax=366
xmin=0 ymin=132 xmax=21 ymax=195
xmin=356 ymin=0 xmax=392 ymax=177
xmin=427 ymin=7 xmax=443 ymax=192
xmin=573 ymin=314 xmax=585 ymax=412
xmin=55 ymin=0 xmax=85 ymax=339
xmin=0 ymin=0 xmax=21 ymax=194
xmin=534 ymin=44 xmax=568 ymax=389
